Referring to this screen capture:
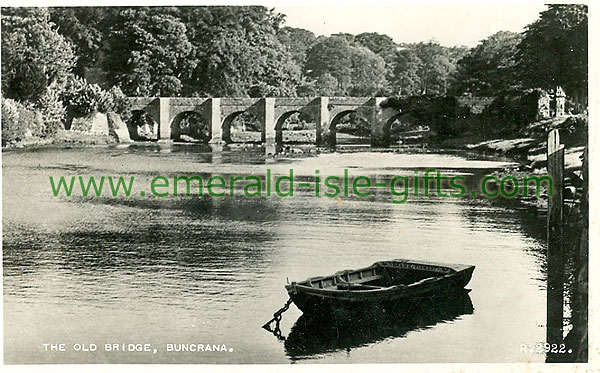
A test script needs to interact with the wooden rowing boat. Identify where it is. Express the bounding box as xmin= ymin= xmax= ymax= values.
xmin=285 ymin=259 xmax=475 ymax=314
